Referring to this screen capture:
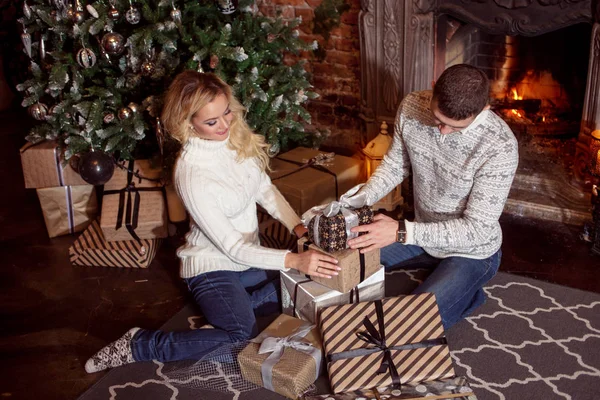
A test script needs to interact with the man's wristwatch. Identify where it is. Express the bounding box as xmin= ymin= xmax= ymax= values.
xmin=396 ymin=219 xmax=407 ymax=243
